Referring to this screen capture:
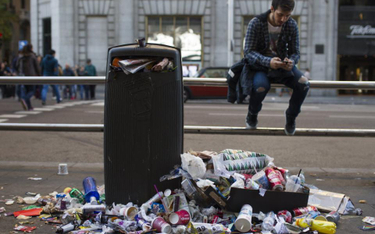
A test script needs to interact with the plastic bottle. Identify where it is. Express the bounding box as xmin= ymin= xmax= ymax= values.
xmin=82 ymin=177 xmax=100 ymax=204
xmin=262 ymin=211 xmax=276 ymax=232
xmin=55 ymin=194 xmax=66 ymax=210
xmin=296 ymin=218 xmax=336 ymax=234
